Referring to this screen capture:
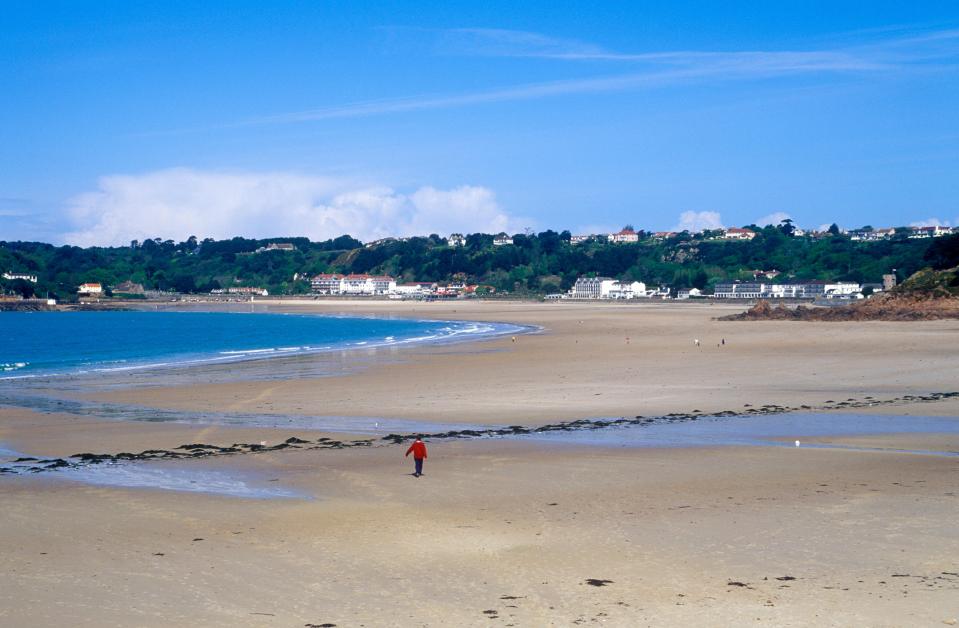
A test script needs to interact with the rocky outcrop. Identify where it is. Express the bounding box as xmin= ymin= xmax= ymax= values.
xmin=721 ymin=267 xmax=959 ymax=321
